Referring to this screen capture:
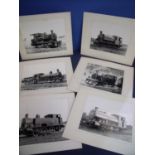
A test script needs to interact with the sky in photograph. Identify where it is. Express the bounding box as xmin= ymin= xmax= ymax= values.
xmin=20 ymin=18 xmax=66 ymax=47
xmin=81 ymin=63 xmax=124 ymax=84
xmin=91 ymin=21 xmax=131 ymax=45
xmin=21 ymin=61 xmax=66 ymax=78
xmin=86 ymin=63 xmax=124 ymax=76
xmin=19 ymin=94 xmax=74 ymax=126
